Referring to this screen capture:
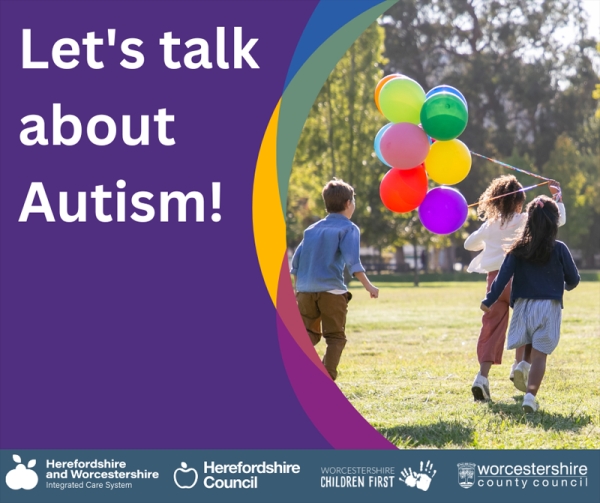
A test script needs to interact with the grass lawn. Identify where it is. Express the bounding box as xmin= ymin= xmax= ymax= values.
xmin=327 ymin=281 xmax=600 ymax=449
